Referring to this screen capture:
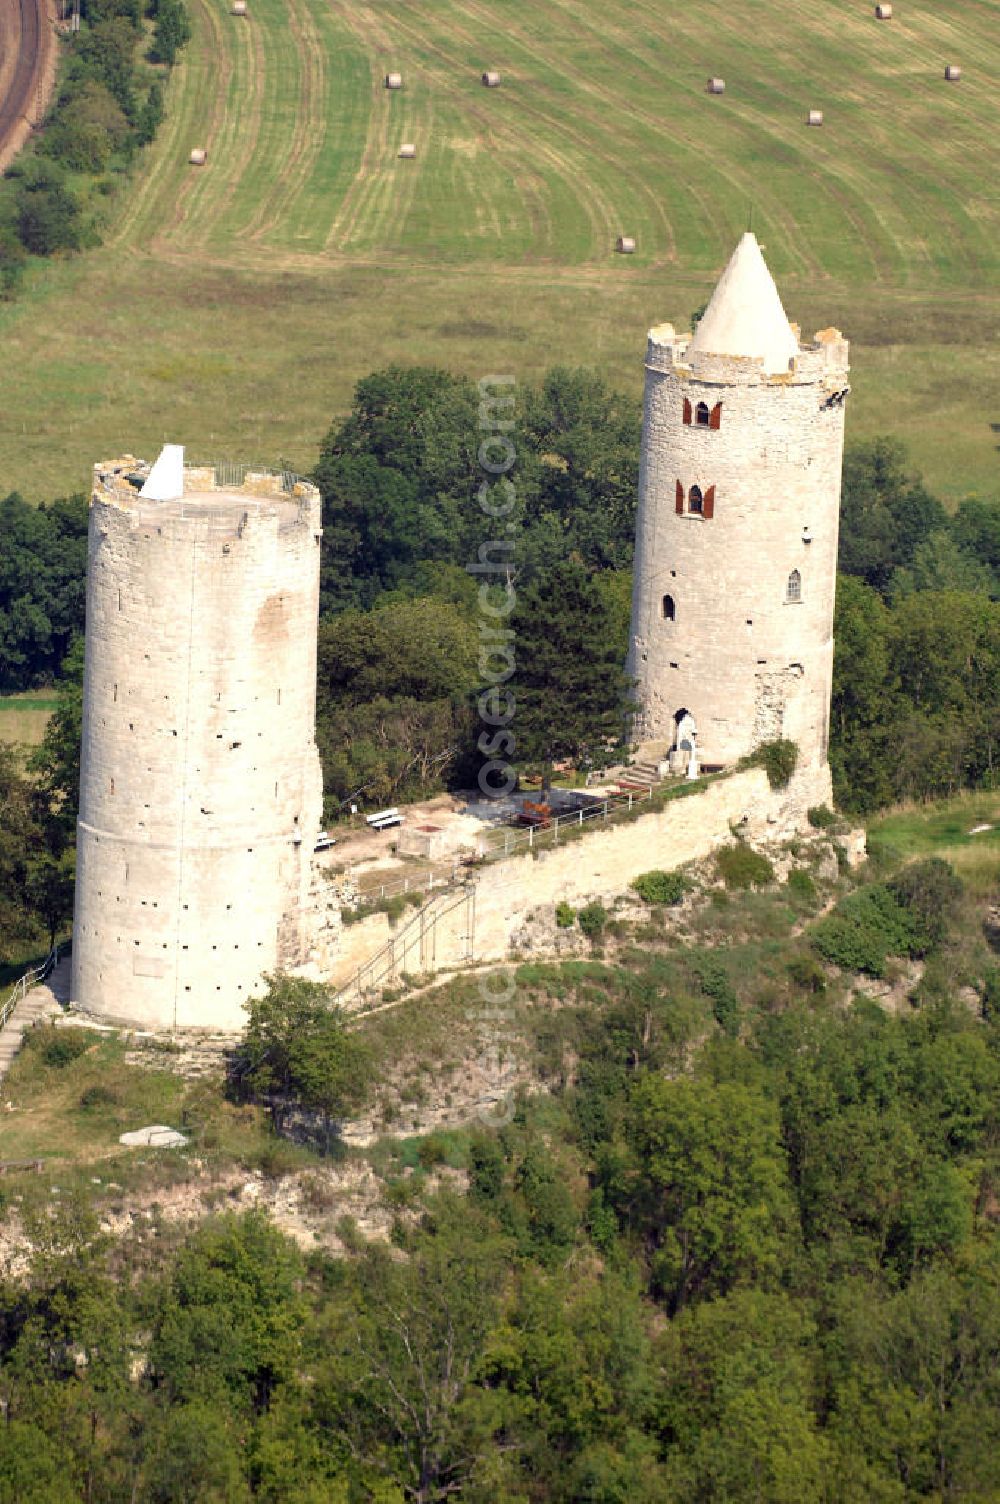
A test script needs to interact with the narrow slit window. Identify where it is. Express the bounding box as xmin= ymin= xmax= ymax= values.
xmin=689 ymin=485 xmax=704 ymax=515
xmin=662 ymin=594 xmax=676 ymax=622
xmin=695 ymin=401 xmax=710 ymax=427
